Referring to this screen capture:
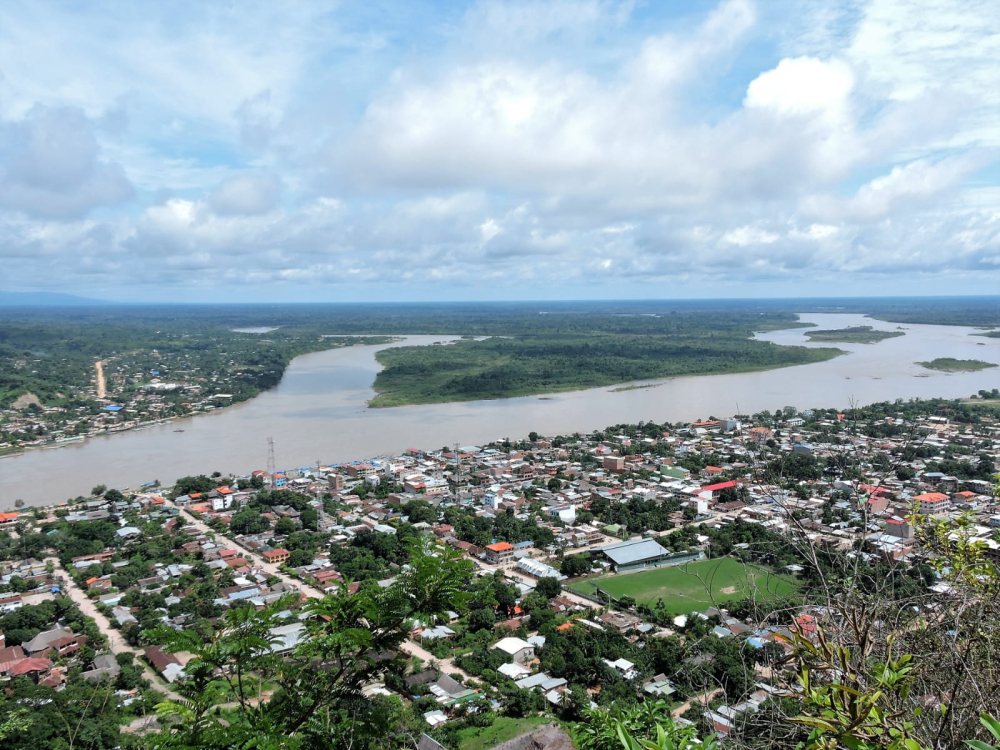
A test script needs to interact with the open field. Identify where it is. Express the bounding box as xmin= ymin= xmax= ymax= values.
xmin=569 ymin=557 xmax=800 ymax=614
